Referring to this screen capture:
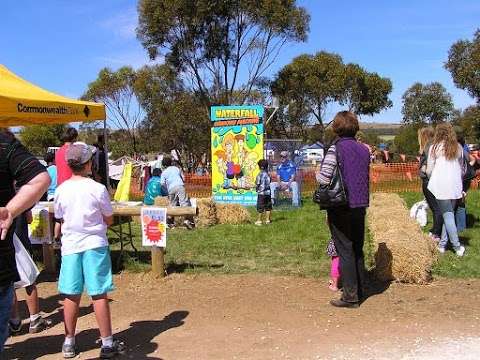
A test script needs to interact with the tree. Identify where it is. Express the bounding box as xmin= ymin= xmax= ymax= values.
xmin=356 ymin=130 xmax=380 ymax=146
xmin=401 ymin=82 xmax=454 ymax=125
xmin=136 ymin=0 xmax=310 ymax=109
xmin=271 ymin=52 xmax=345 ymax=128
xmin=82 ymin=67 xmax=143 ymax=154
xmin=445 ymin=29 xmax=480 ymax=102
xmin=394 ymin=124 xmax=421 ymax=155
xmin=452 ymin=105 xmax=480 ymax=143
xmin=20 ymin=124 xmax=65 ymax=156
xmin=343 ymin=63 xmax=392 ymax=115
xmin=265 ymin=103 xmax=313 ymax=140
xmin=135 ymin=64 xmax=211 ymax=163
xmin=271 ymin=51 xmax=392 ymax=132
